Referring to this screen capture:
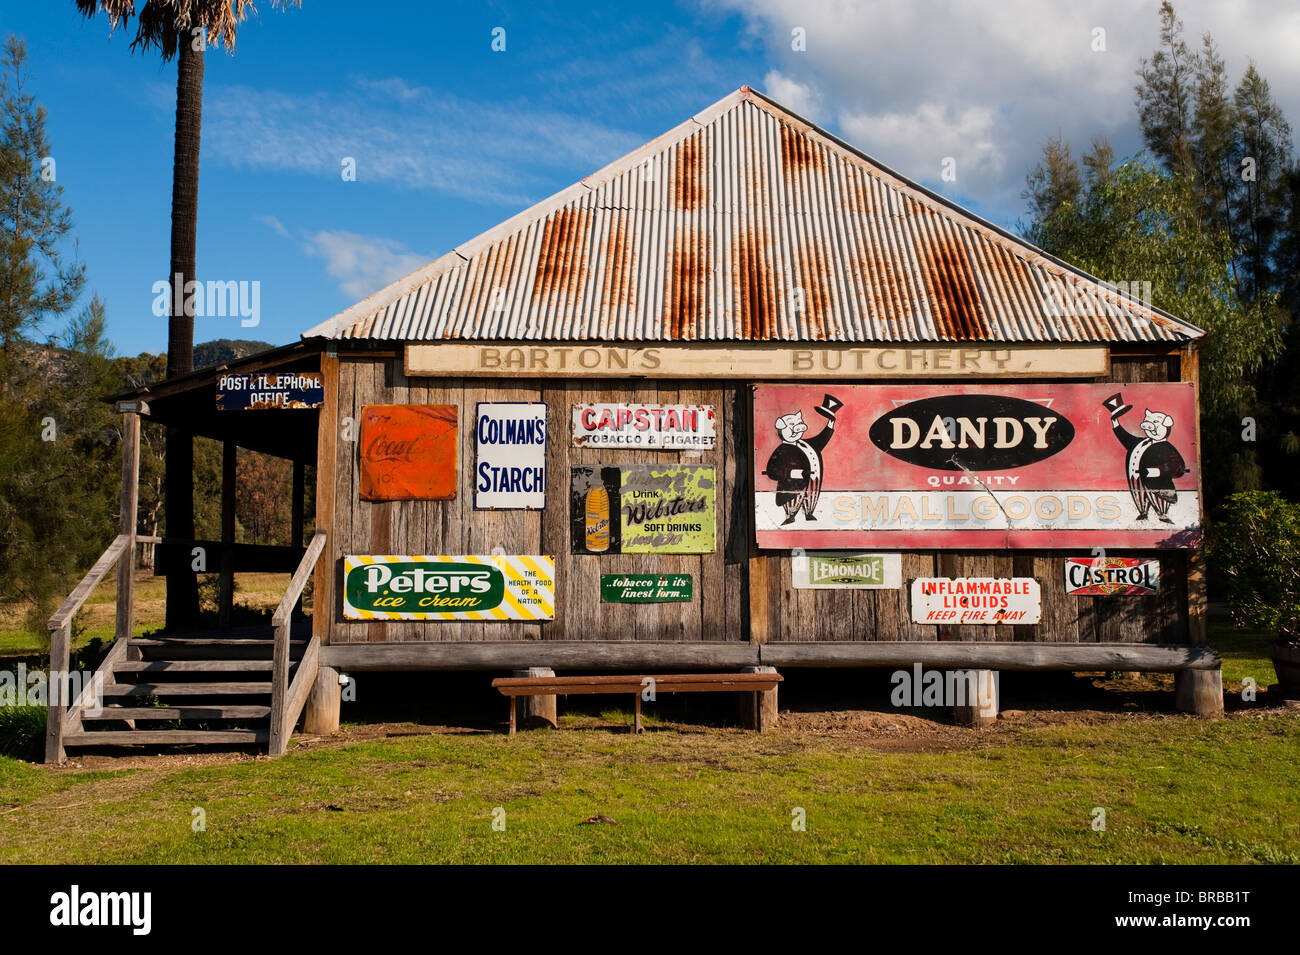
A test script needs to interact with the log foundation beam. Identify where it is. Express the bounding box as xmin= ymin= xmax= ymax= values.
xmin=302 ymin=665 xmax=341 ymax=735
xmin=1174 ymin=668 xmax=1223 ymax=718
